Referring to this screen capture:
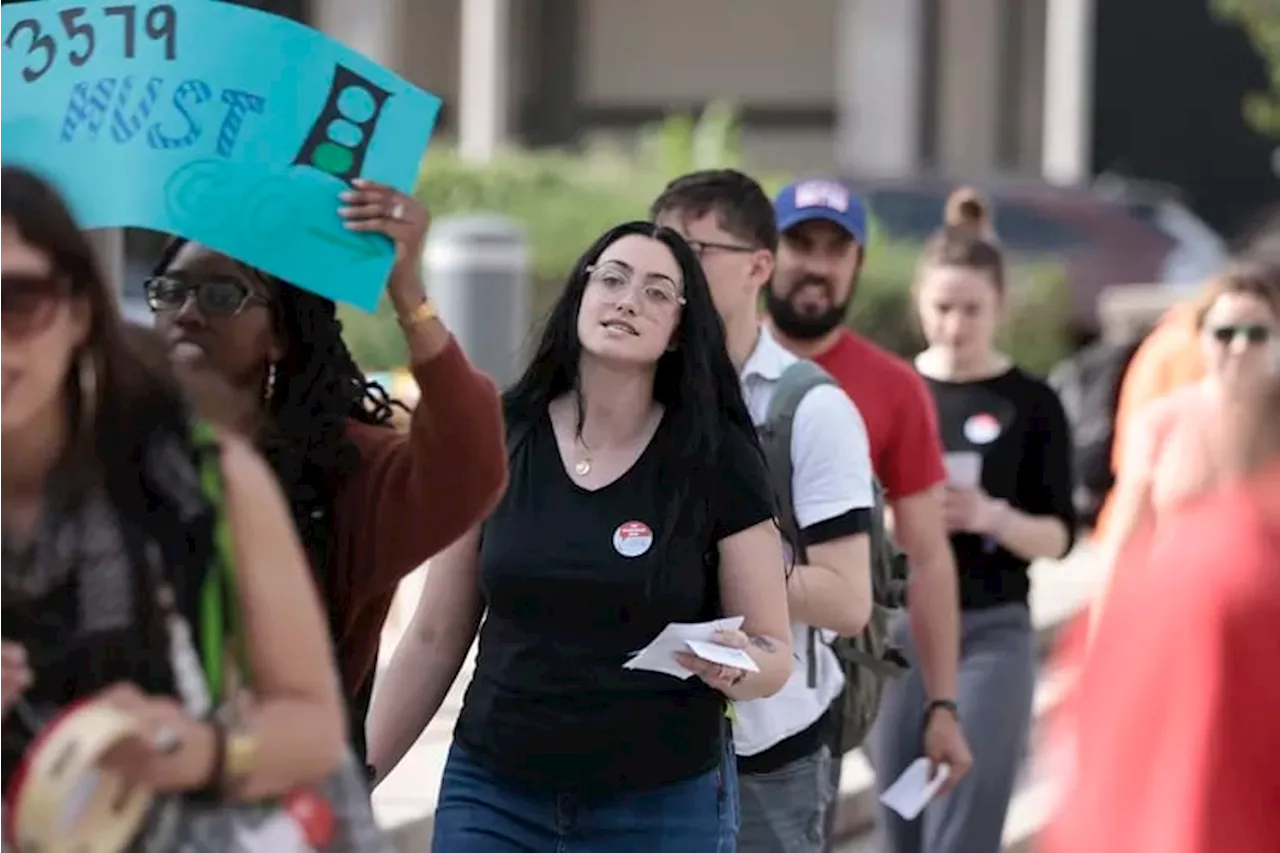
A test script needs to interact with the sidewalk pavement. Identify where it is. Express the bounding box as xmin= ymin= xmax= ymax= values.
xmin=371 ymin=542 xmax=1106 ymax=849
